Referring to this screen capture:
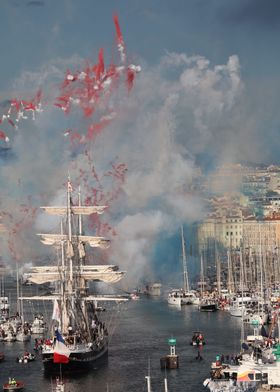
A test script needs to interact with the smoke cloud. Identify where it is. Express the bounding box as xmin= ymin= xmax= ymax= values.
xmin=0 ymin=44 xmax=253 ymax=286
